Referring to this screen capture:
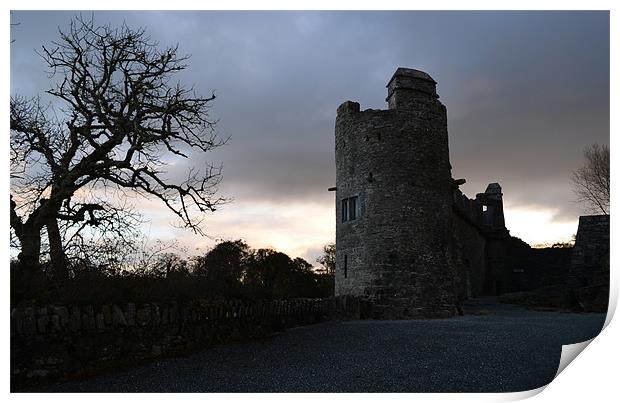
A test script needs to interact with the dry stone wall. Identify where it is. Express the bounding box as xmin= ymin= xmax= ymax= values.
xmin=11 ymin=296 xmax=367 ymax=390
